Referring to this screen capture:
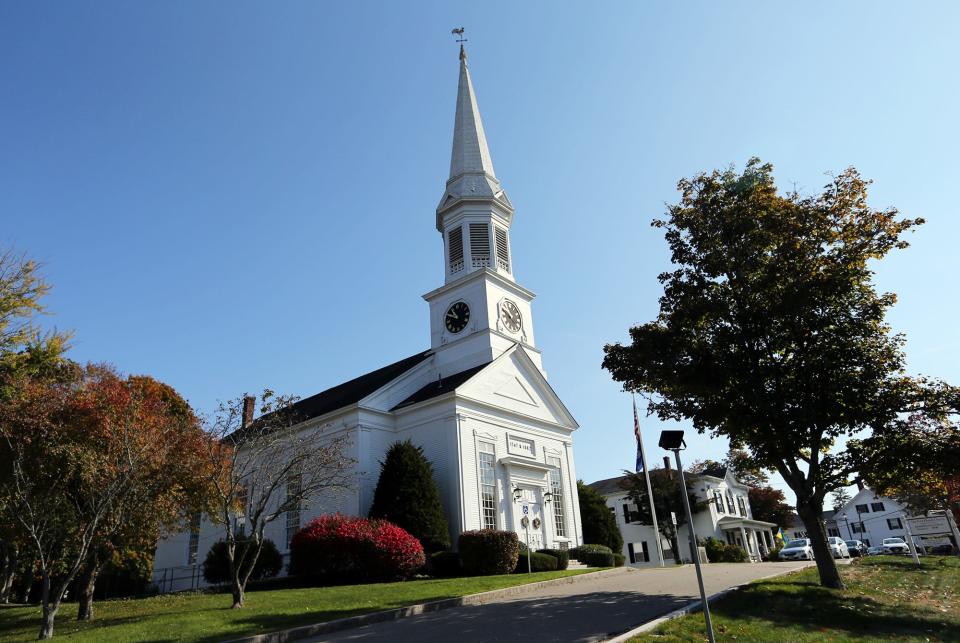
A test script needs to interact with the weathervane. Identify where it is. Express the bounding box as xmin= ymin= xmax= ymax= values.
xmin=451 ymin=27 xmax=467 ymax=43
